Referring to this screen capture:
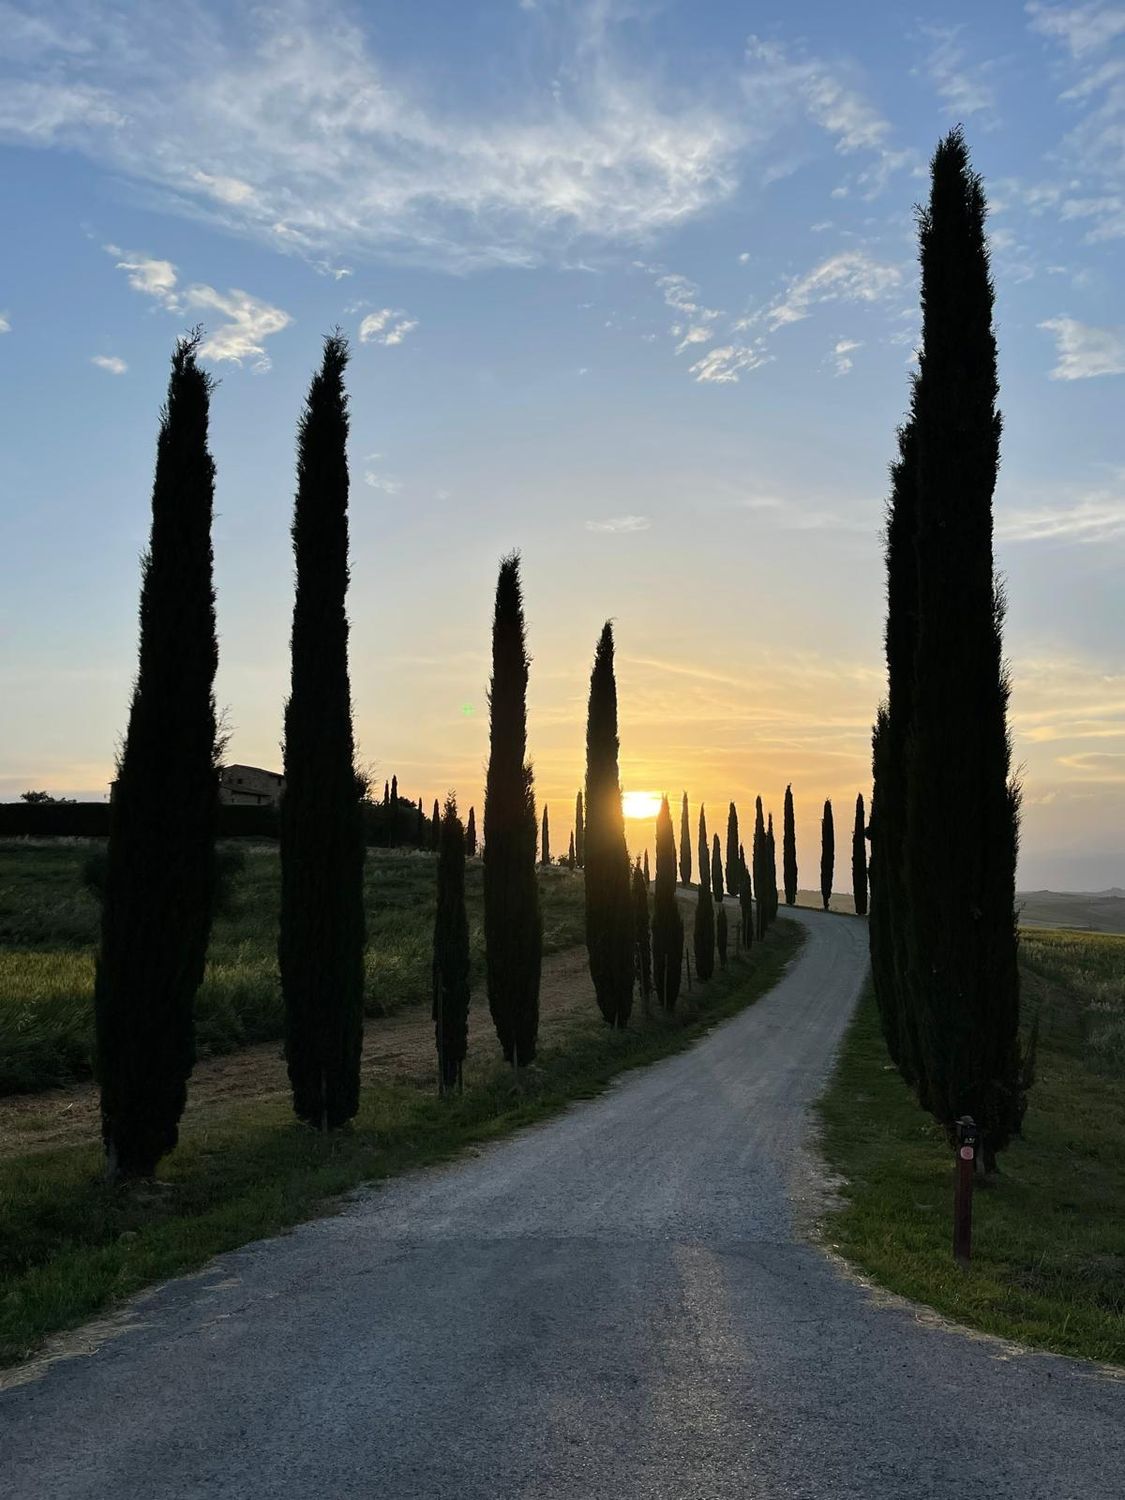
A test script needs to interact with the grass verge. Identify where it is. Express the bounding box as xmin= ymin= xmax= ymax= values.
xmin=817 ymin=965 xmax=1125 ymax=1366
xmin=0 ymin=919 xmax=802 ymax=1369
